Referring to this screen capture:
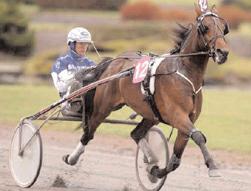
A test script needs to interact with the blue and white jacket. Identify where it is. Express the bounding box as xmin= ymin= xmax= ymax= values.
xmin=51 ymin=50 xmax=96 ymax=94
